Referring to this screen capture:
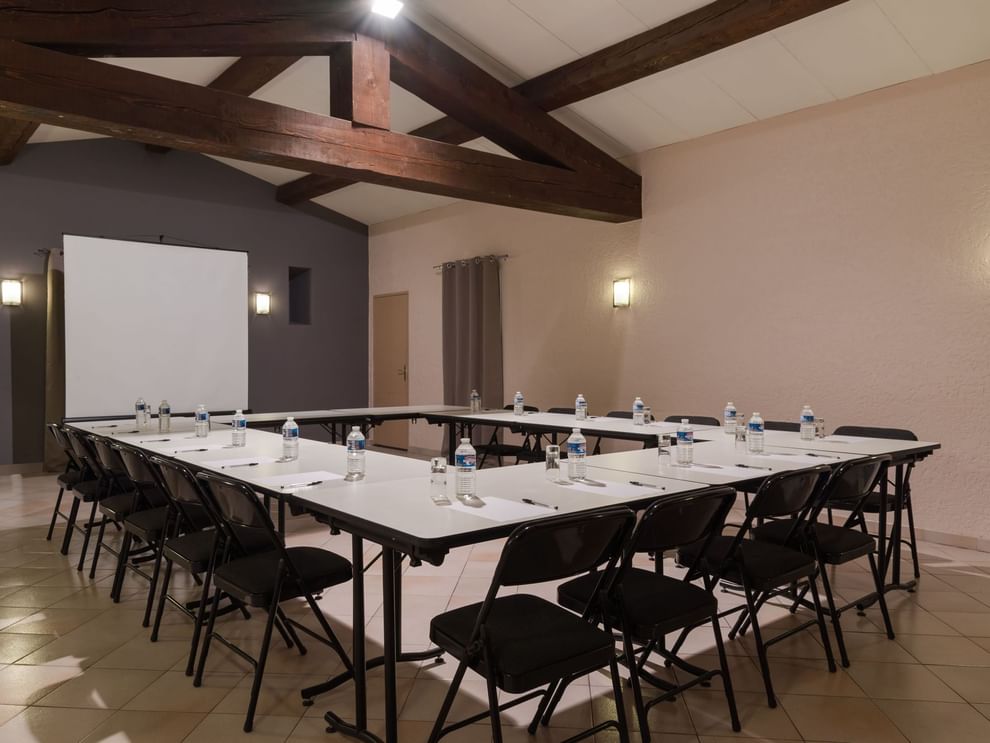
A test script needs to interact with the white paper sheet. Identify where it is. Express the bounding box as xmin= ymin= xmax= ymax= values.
xmin=206 ymin=456 xmax=278 ymax=469
xmin=172 ymin=444 xmax=228 ymax=453
xmin=557 ymin=480 xmax=662 ymax=498
xmin=257 ymin=471 xmax=345 ymax=490
xmin=672 ymin=463 xmax=774 ymax=478
xmin=446 ymin=496 xmax=553 ymax=522
xmin=760 ymin=452 xmax=845 ymax=465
